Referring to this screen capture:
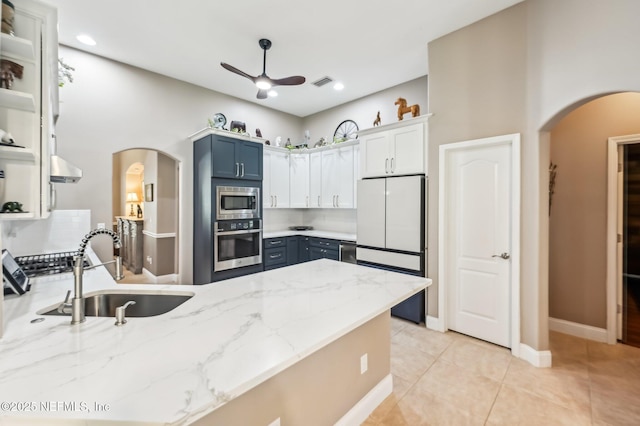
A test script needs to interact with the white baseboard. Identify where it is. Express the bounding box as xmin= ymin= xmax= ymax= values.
xmin=334 ymin=374 xmax=392 ymax=426
xmin=140 ymin=268 xmax=179 ymax=284
xmin=548 ymin=317 xmax=608 ymax=343
xmin=426 ymin=315 xmax=445 ymax=332
xmin=519 ymin=343 xmax=552 ymax=368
